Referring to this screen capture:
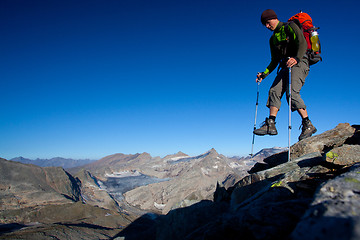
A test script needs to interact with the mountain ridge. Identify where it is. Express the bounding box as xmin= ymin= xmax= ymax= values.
xmin=10 ymin=157 xmax=95 ymax=169
xmin=3 ymin=123 xmax=359 ymax=239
